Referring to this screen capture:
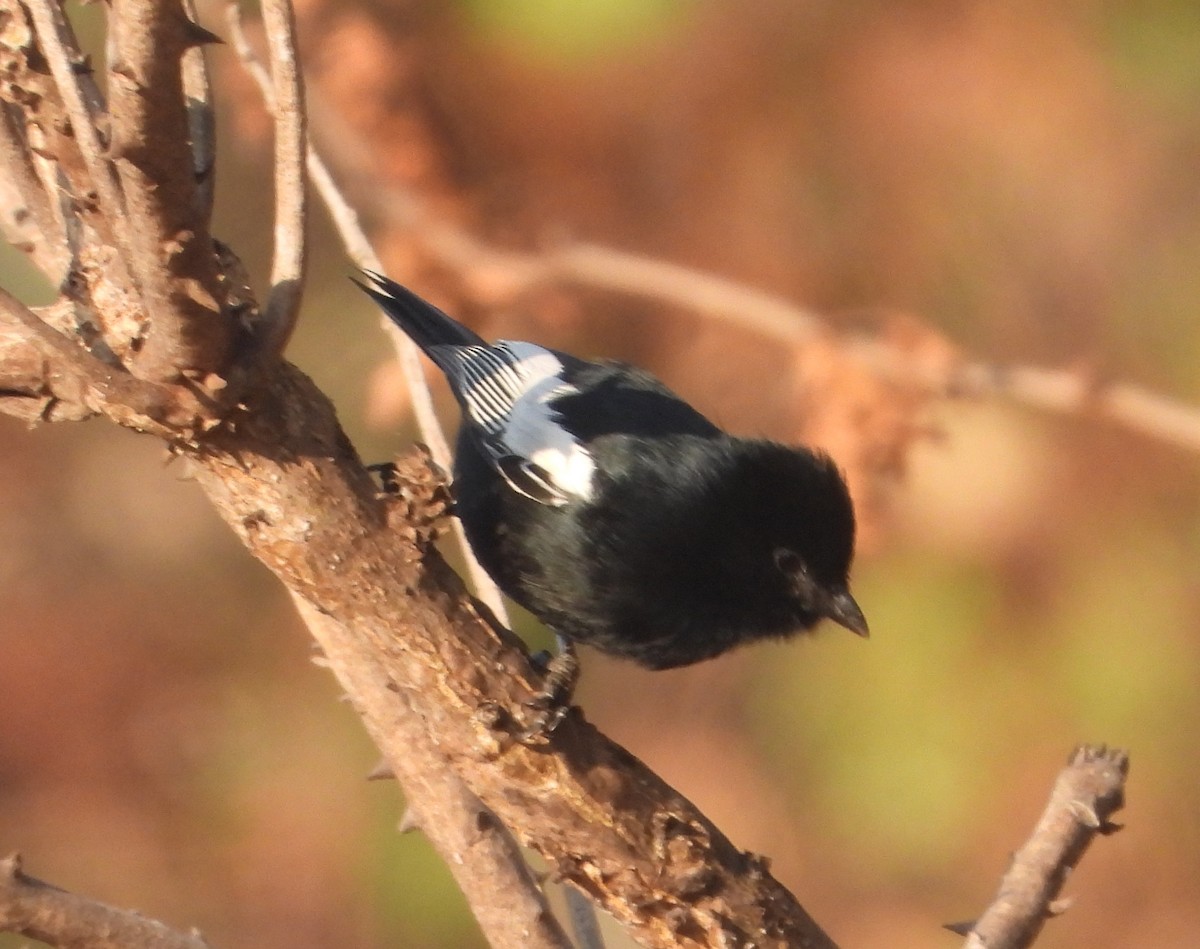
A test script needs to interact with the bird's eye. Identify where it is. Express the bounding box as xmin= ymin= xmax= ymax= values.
xmin=773 ymin=548 xmax=806 ymax=576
